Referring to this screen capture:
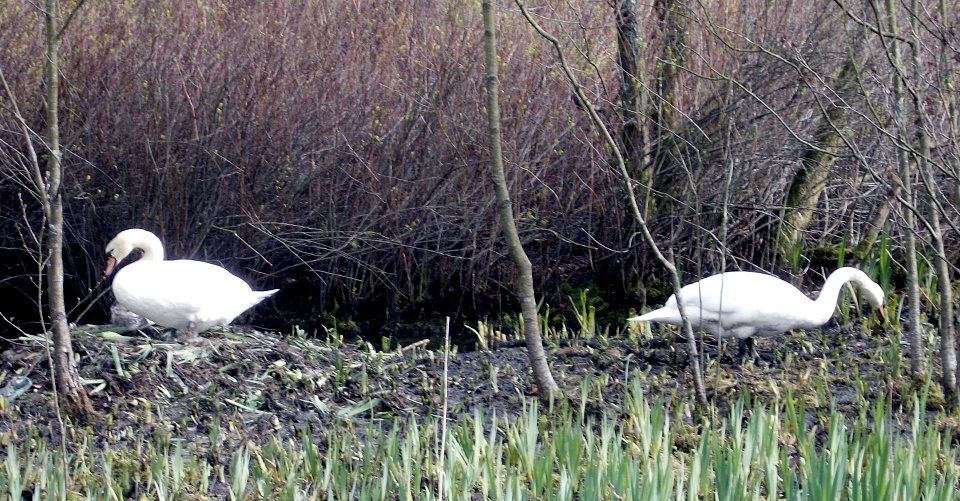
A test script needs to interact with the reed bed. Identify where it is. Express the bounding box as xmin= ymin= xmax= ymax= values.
xmin=1 ymin=374 xmax=956 ymax=500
